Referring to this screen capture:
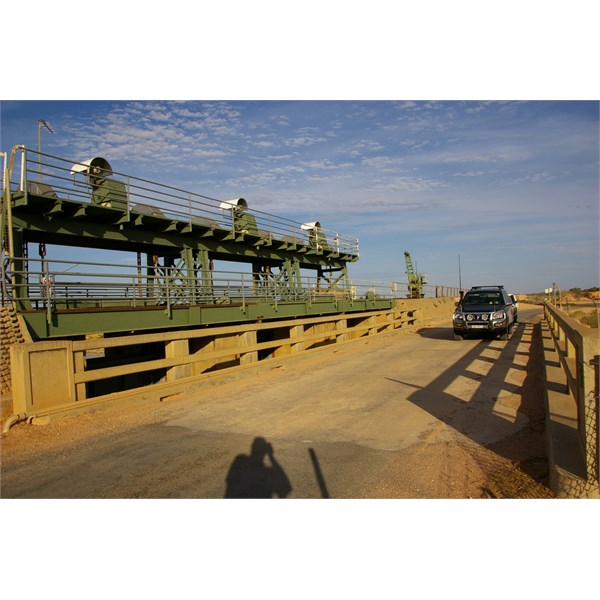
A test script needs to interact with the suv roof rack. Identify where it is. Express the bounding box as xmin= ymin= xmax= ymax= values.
xmin=470 ymin=285 xmax=504 ymax=290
